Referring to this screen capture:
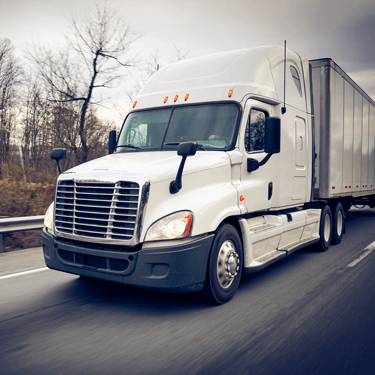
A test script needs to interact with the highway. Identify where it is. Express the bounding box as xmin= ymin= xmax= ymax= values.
xmin=1 ymin=207 xmax=375 ymax=375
